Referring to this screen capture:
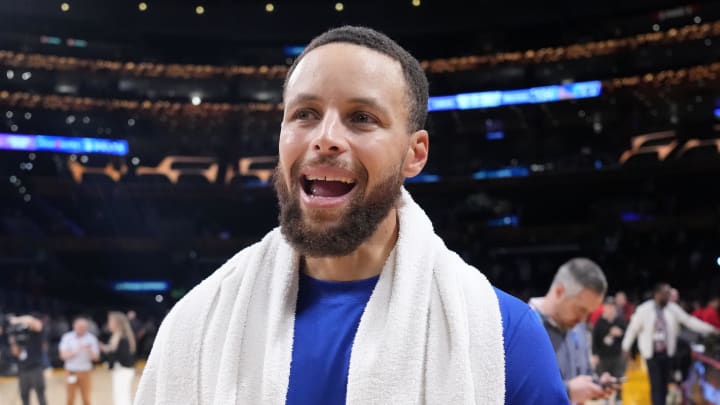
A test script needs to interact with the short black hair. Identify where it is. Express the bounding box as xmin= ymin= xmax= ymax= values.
xmin=284 ymin=25 xmax=429 ymax=133
xmin=654 ymin=283 xmax=670 ymax=294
